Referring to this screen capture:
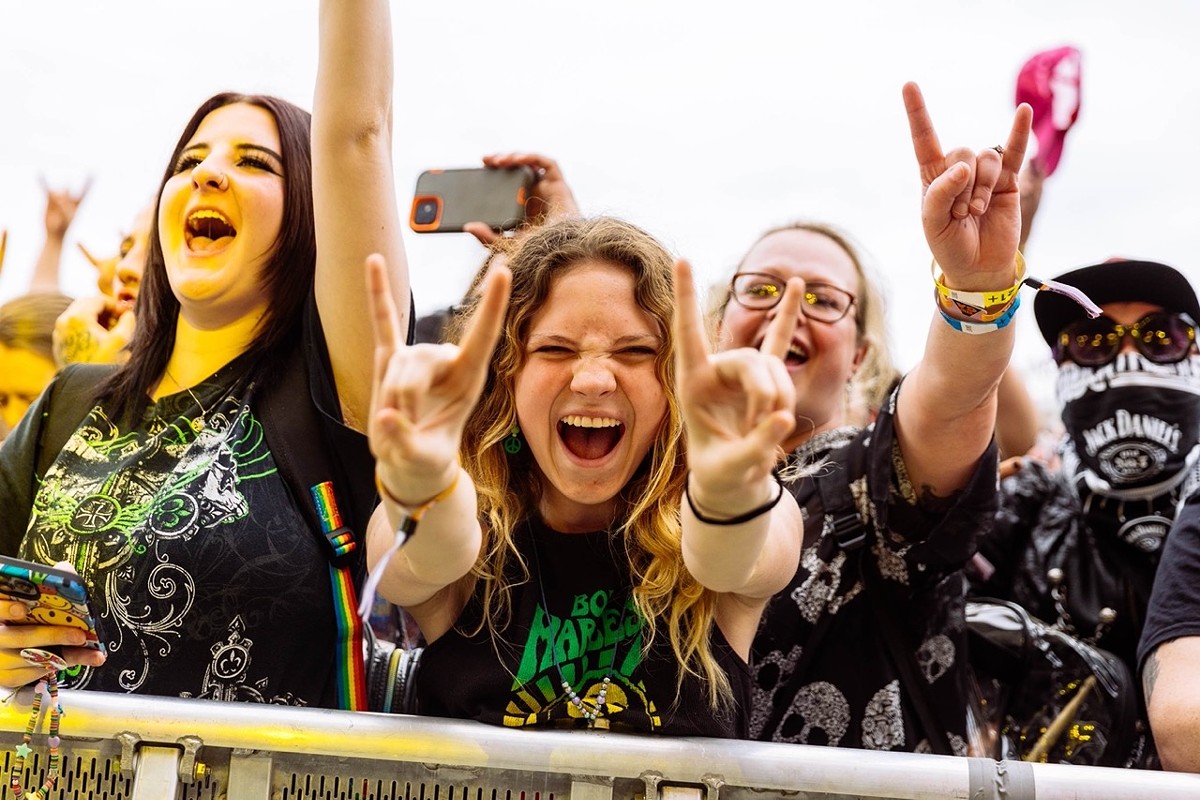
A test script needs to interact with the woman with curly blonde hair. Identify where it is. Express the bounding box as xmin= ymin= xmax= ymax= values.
xmin=365 ymin=215 xmax=803 ymax=736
